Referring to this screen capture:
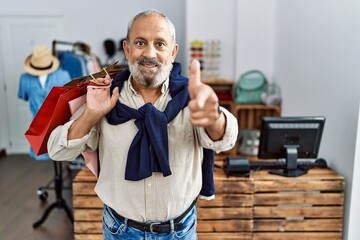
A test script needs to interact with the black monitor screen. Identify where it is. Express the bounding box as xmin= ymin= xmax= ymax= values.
xmin=258 ymin=116 xmax=325 ymax=177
